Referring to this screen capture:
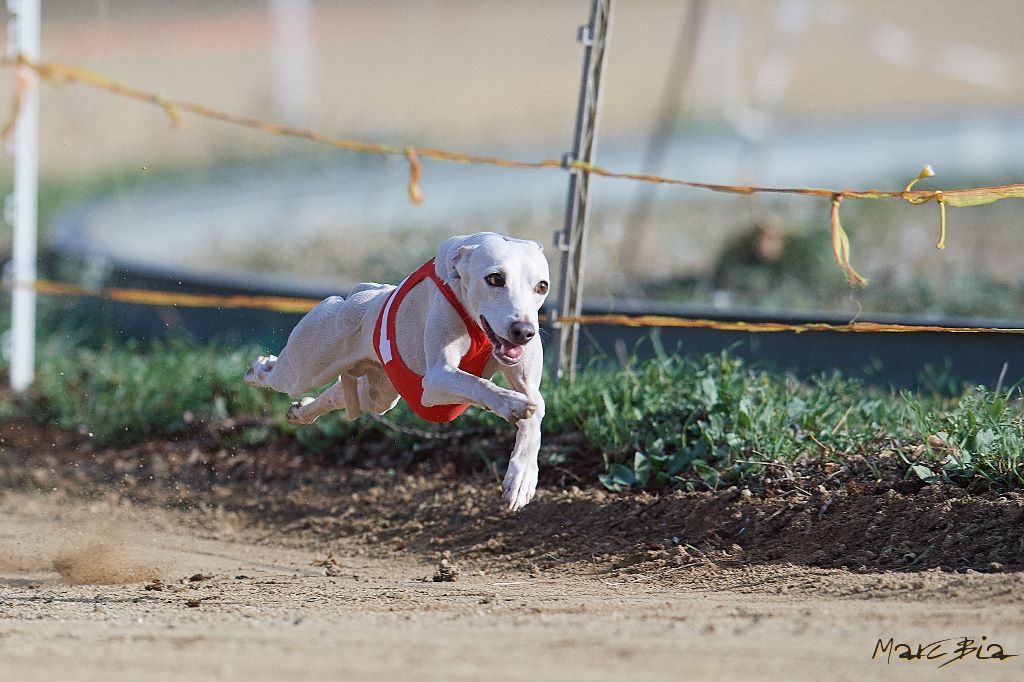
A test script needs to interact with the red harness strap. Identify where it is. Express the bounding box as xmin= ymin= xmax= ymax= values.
xmin=372 ymin=259 xmax=493 ymax=423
